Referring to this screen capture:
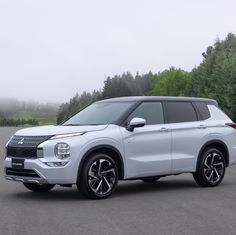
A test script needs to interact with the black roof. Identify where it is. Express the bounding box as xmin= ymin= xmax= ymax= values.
xmin=98 ymin=96 xmax=217 ymax=105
